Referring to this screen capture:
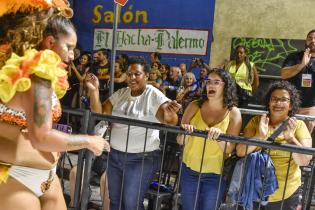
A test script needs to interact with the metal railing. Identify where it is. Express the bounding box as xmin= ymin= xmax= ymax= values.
xmin=60 ymin=108 xmax=315 ymax=210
